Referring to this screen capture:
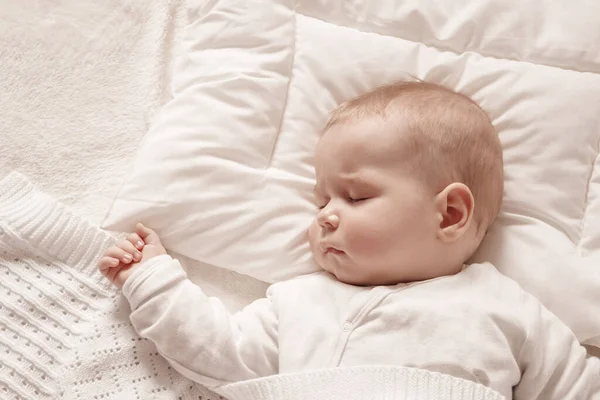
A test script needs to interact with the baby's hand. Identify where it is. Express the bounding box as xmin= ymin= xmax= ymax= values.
xmin=98 ymin=223 xmax=167 ymax=288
